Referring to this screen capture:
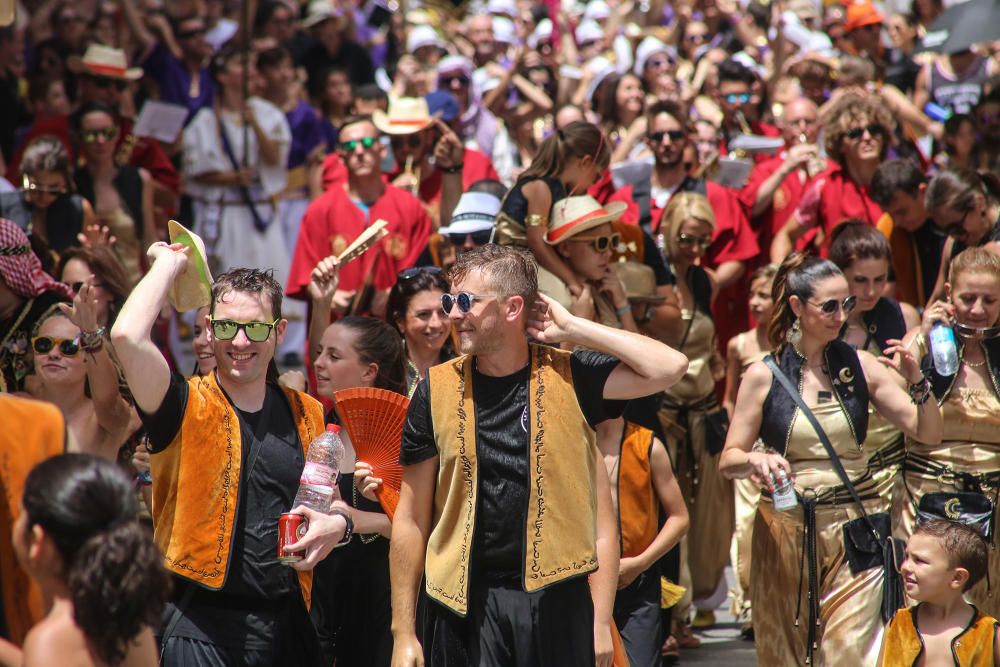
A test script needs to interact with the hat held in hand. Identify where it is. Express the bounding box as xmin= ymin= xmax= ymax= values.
xmin=167 ymin=220 xmax=214 ymax=312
